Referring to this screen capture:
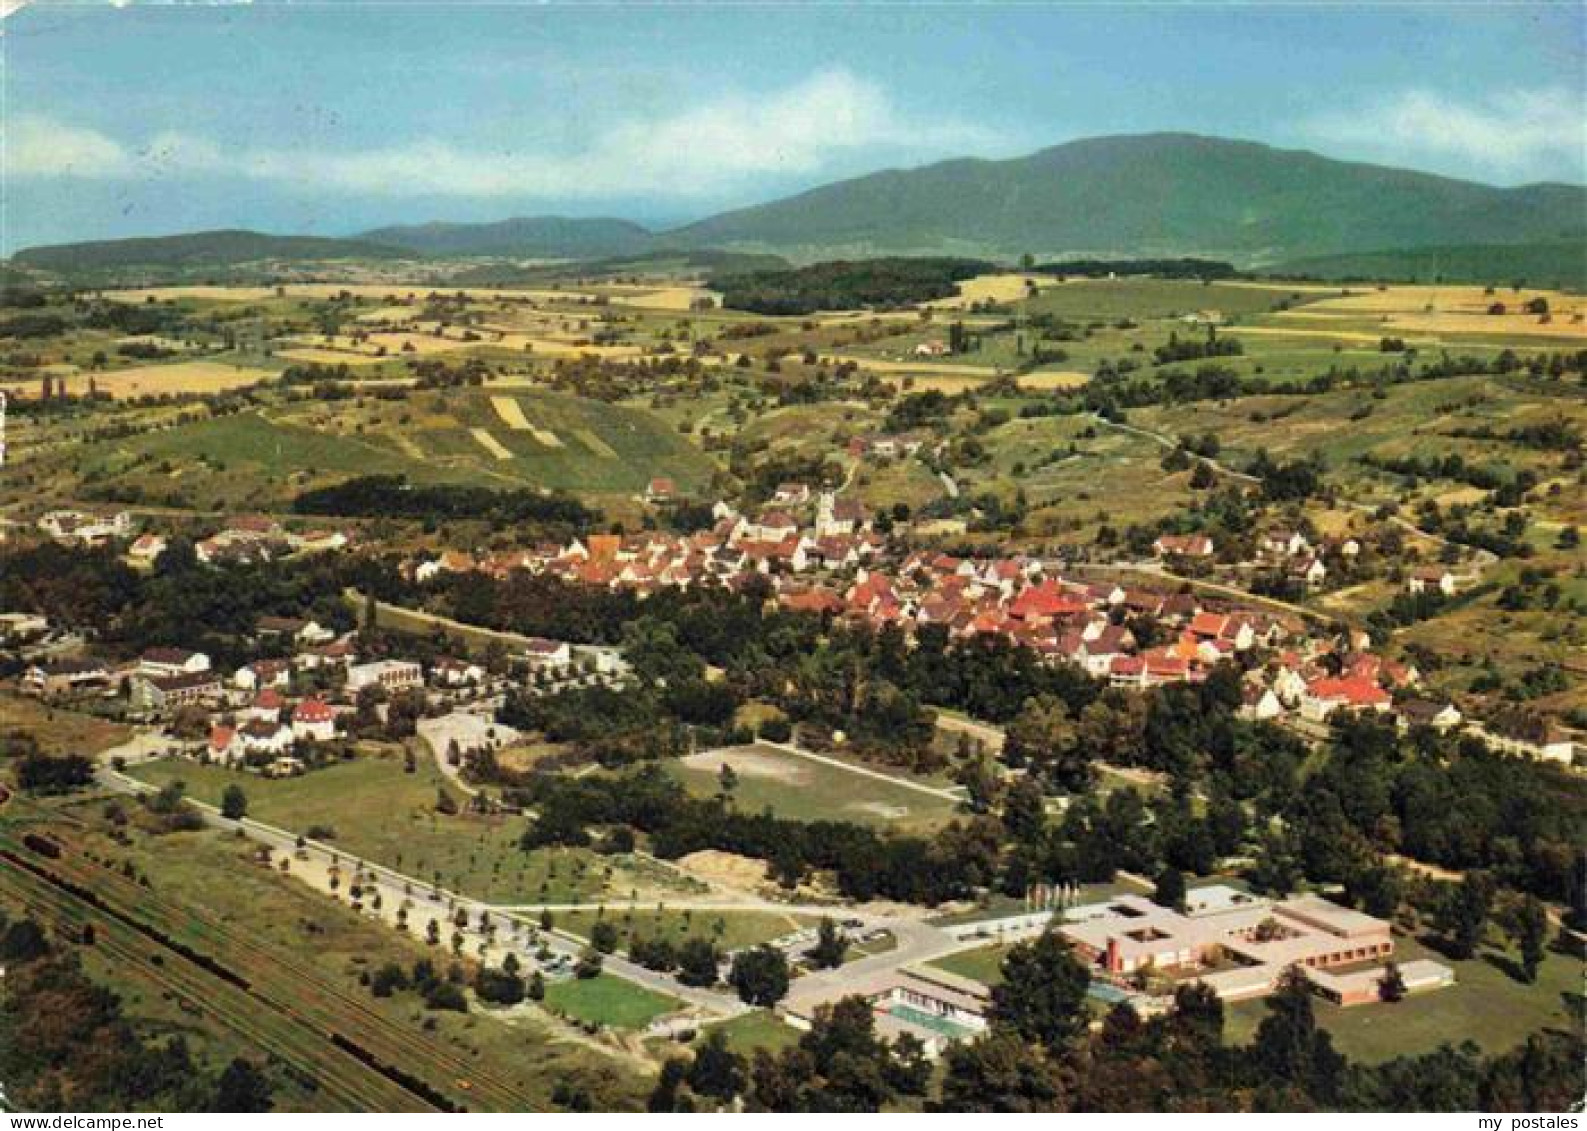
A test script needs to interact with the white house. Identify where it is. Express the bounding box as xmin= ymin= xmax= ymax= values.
xmin=431 ymin=657 xmax=486 ymax=688
xmin=347 ymin=659 xmax=423 ymax=693
xmin=1407 ymin=568 xmax=1457 ymax=597
xmin=522 ymin=638 xmax=573 ymax=672
xmin=291 ymin=698 xmax=337 ymax=742
xmin=137 ymin=647 xmax=212 ymax=678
